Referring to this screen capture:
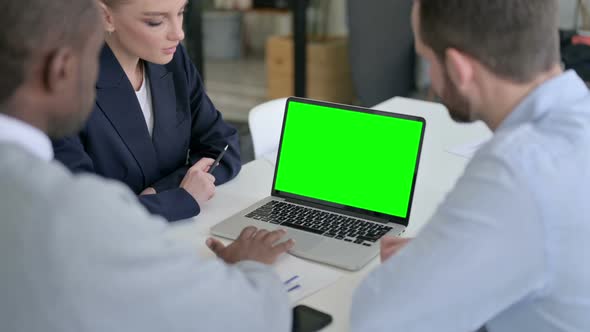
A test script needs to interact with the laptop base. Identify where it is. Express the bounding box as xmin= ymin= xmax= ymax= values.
xmin=211 ymin=196 xmax=405 ymax=271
